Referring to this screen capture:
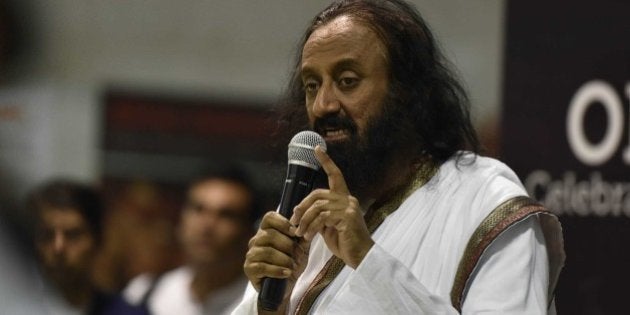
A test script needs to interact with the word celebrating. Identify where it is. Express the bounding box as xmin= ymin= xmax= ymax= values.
xmin=525 ymin=170 xmax=630 ymax=217
xmin=566 ymin=80 xmax=630 ymax=166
